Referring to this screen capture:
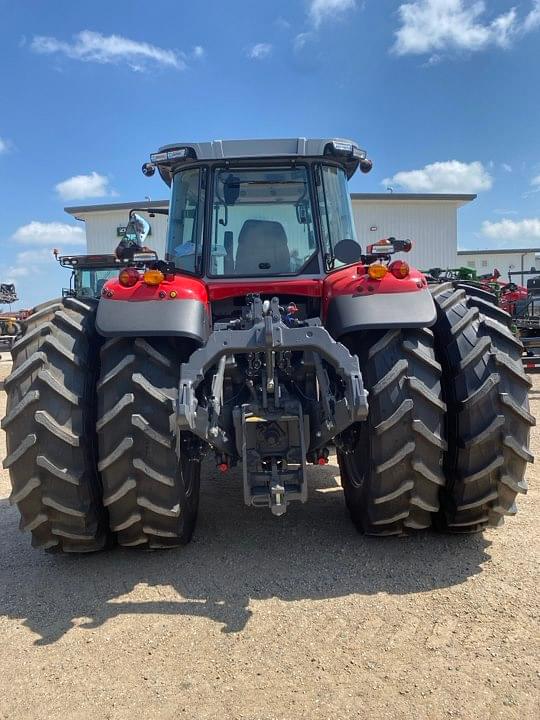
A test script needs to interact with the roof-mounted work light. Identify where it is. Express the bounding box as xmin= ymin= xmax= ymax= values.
xmin=324 ymin=140 xmax=373 ymax=174
xmin=150 ymin=148 xmax=188 ymax=163
xmin=326 ymin=140 xmax=366 ymax=158
xmin=143 ymin=147 xmax=193 ymax=176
